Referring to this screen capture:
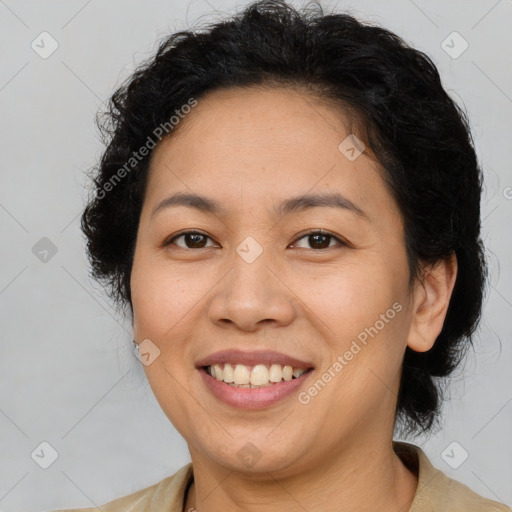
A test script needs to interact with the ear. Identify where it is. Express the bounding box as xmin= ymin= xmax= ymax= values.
xmin=407 ymin=253 xmax=458 ymax=352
